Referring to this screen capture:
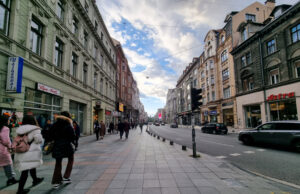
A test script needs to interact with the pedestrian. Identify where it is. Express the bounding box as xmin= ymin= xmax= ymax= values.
xmin=0 ymin=115 xmax=18 ymax=186
xmin=139 ymin=122 xmax=144 ymax=133
xmin=14 ymin=115 xmax=44 ymax=194
xmin=109 ymin=122 xmax=114 ymax=134
xmin=100 ymin=121 xmax=106 ymax=139
xmin=118 ymin=120 xmax=124 ymax=139
xmin=124 ymin=120 xmax=130 ymax=139
xmin=73 ymin=121 xmax=80 ymax=150
xmin=94 ymin=119 xmax=100 ymax=140
xmin=41 ymin=119 xmax=52 ymax=148
xmin=49 ymin=111 xmax=75 ymax=189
